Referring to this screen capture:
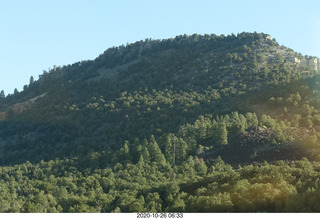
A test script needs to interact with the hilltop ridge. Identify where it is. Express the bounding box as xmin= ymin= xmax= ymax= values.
xmin=2 ymin=32 xmax=316 ymax=105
